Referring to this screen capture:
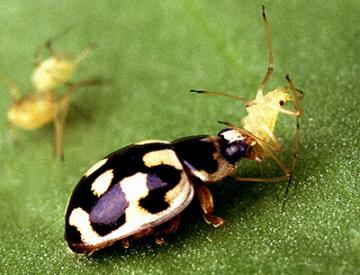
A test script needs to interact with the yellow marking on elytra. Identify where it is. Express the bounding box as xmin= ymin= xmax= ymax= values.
xmin=120 ymin=173 xmax=151 ymax=218
xmin=91 ymin=169 xmax=114 ymax=197
xmin=85 ymin=158 xmax=107 ymax=177
xmin=165 ymin=171 xmax=187 ymax=204
xmin=69 ymin=208 xmax=100 ymax=244
xmin=143 ymin=149 xmax=182 ymax=169
xmin=136 ymin=140 xmax=170 ymax=145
